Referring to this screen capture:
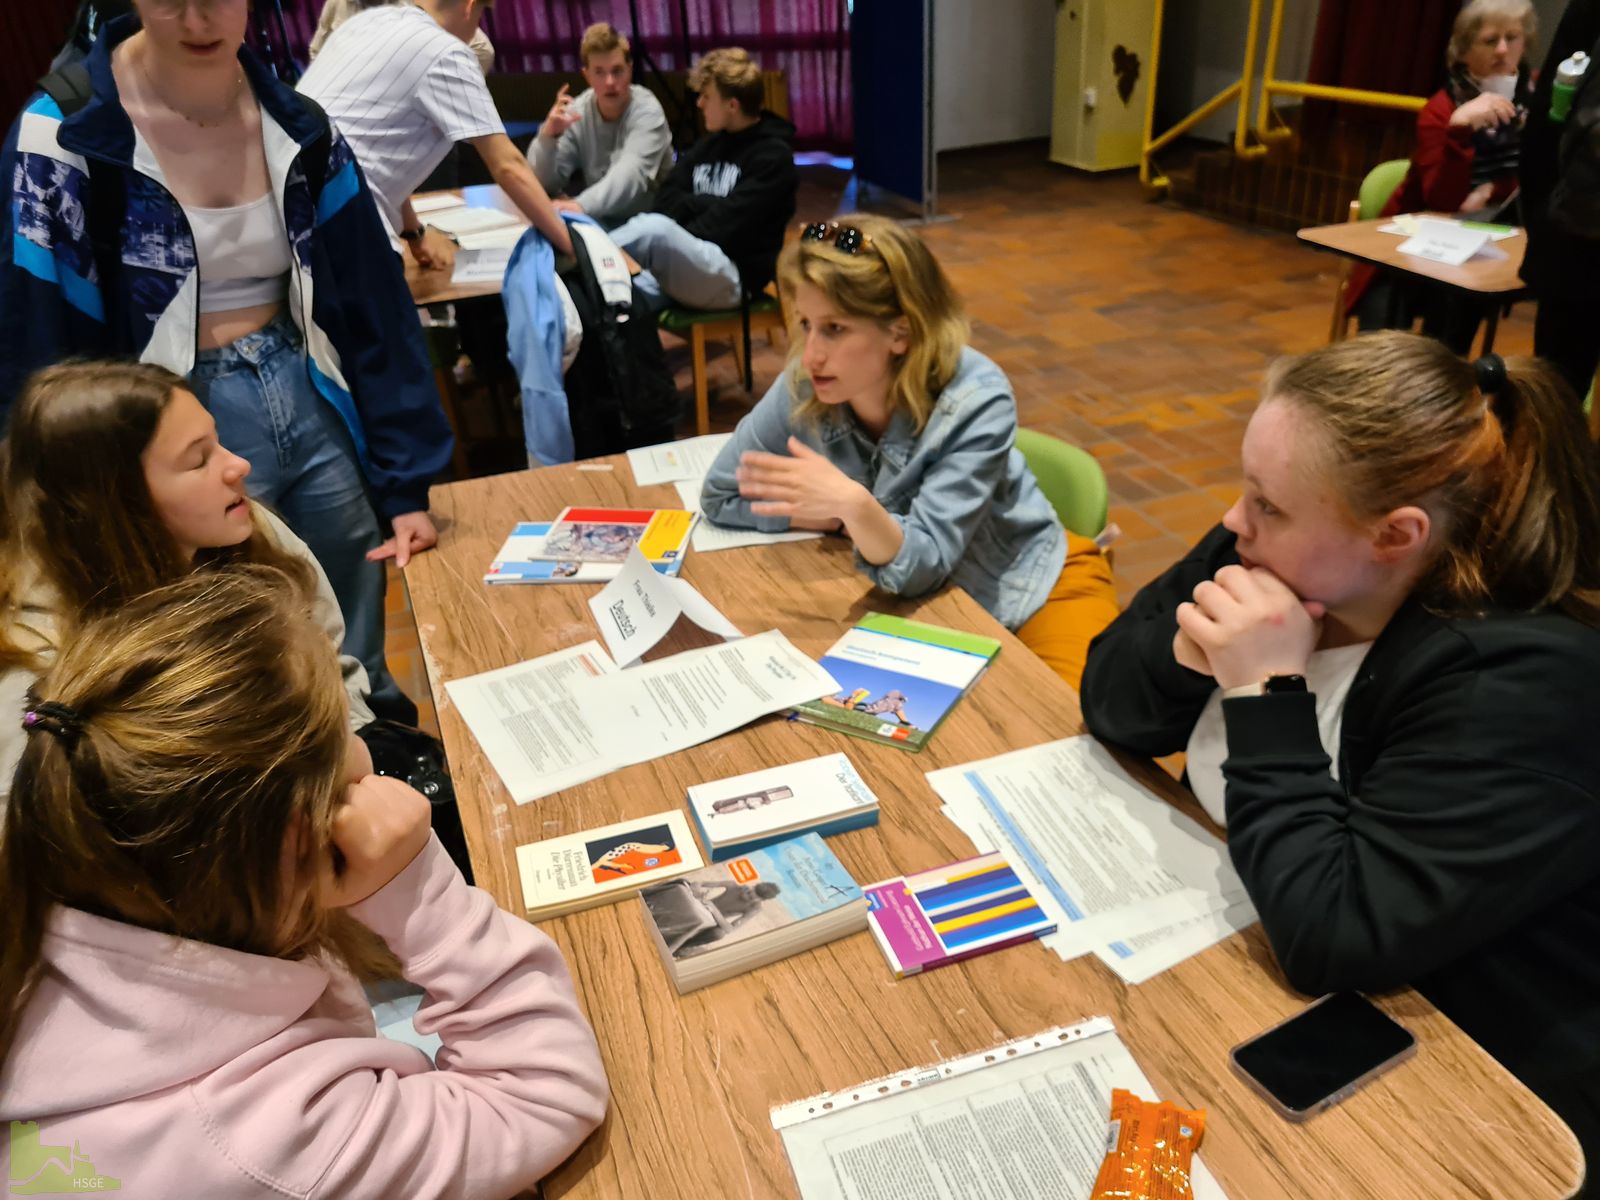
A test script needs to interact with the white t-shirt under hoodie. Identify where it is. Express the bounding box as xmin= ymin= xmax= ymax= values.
xmin=1186 ymin=642 xmax=1373 ymax=826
